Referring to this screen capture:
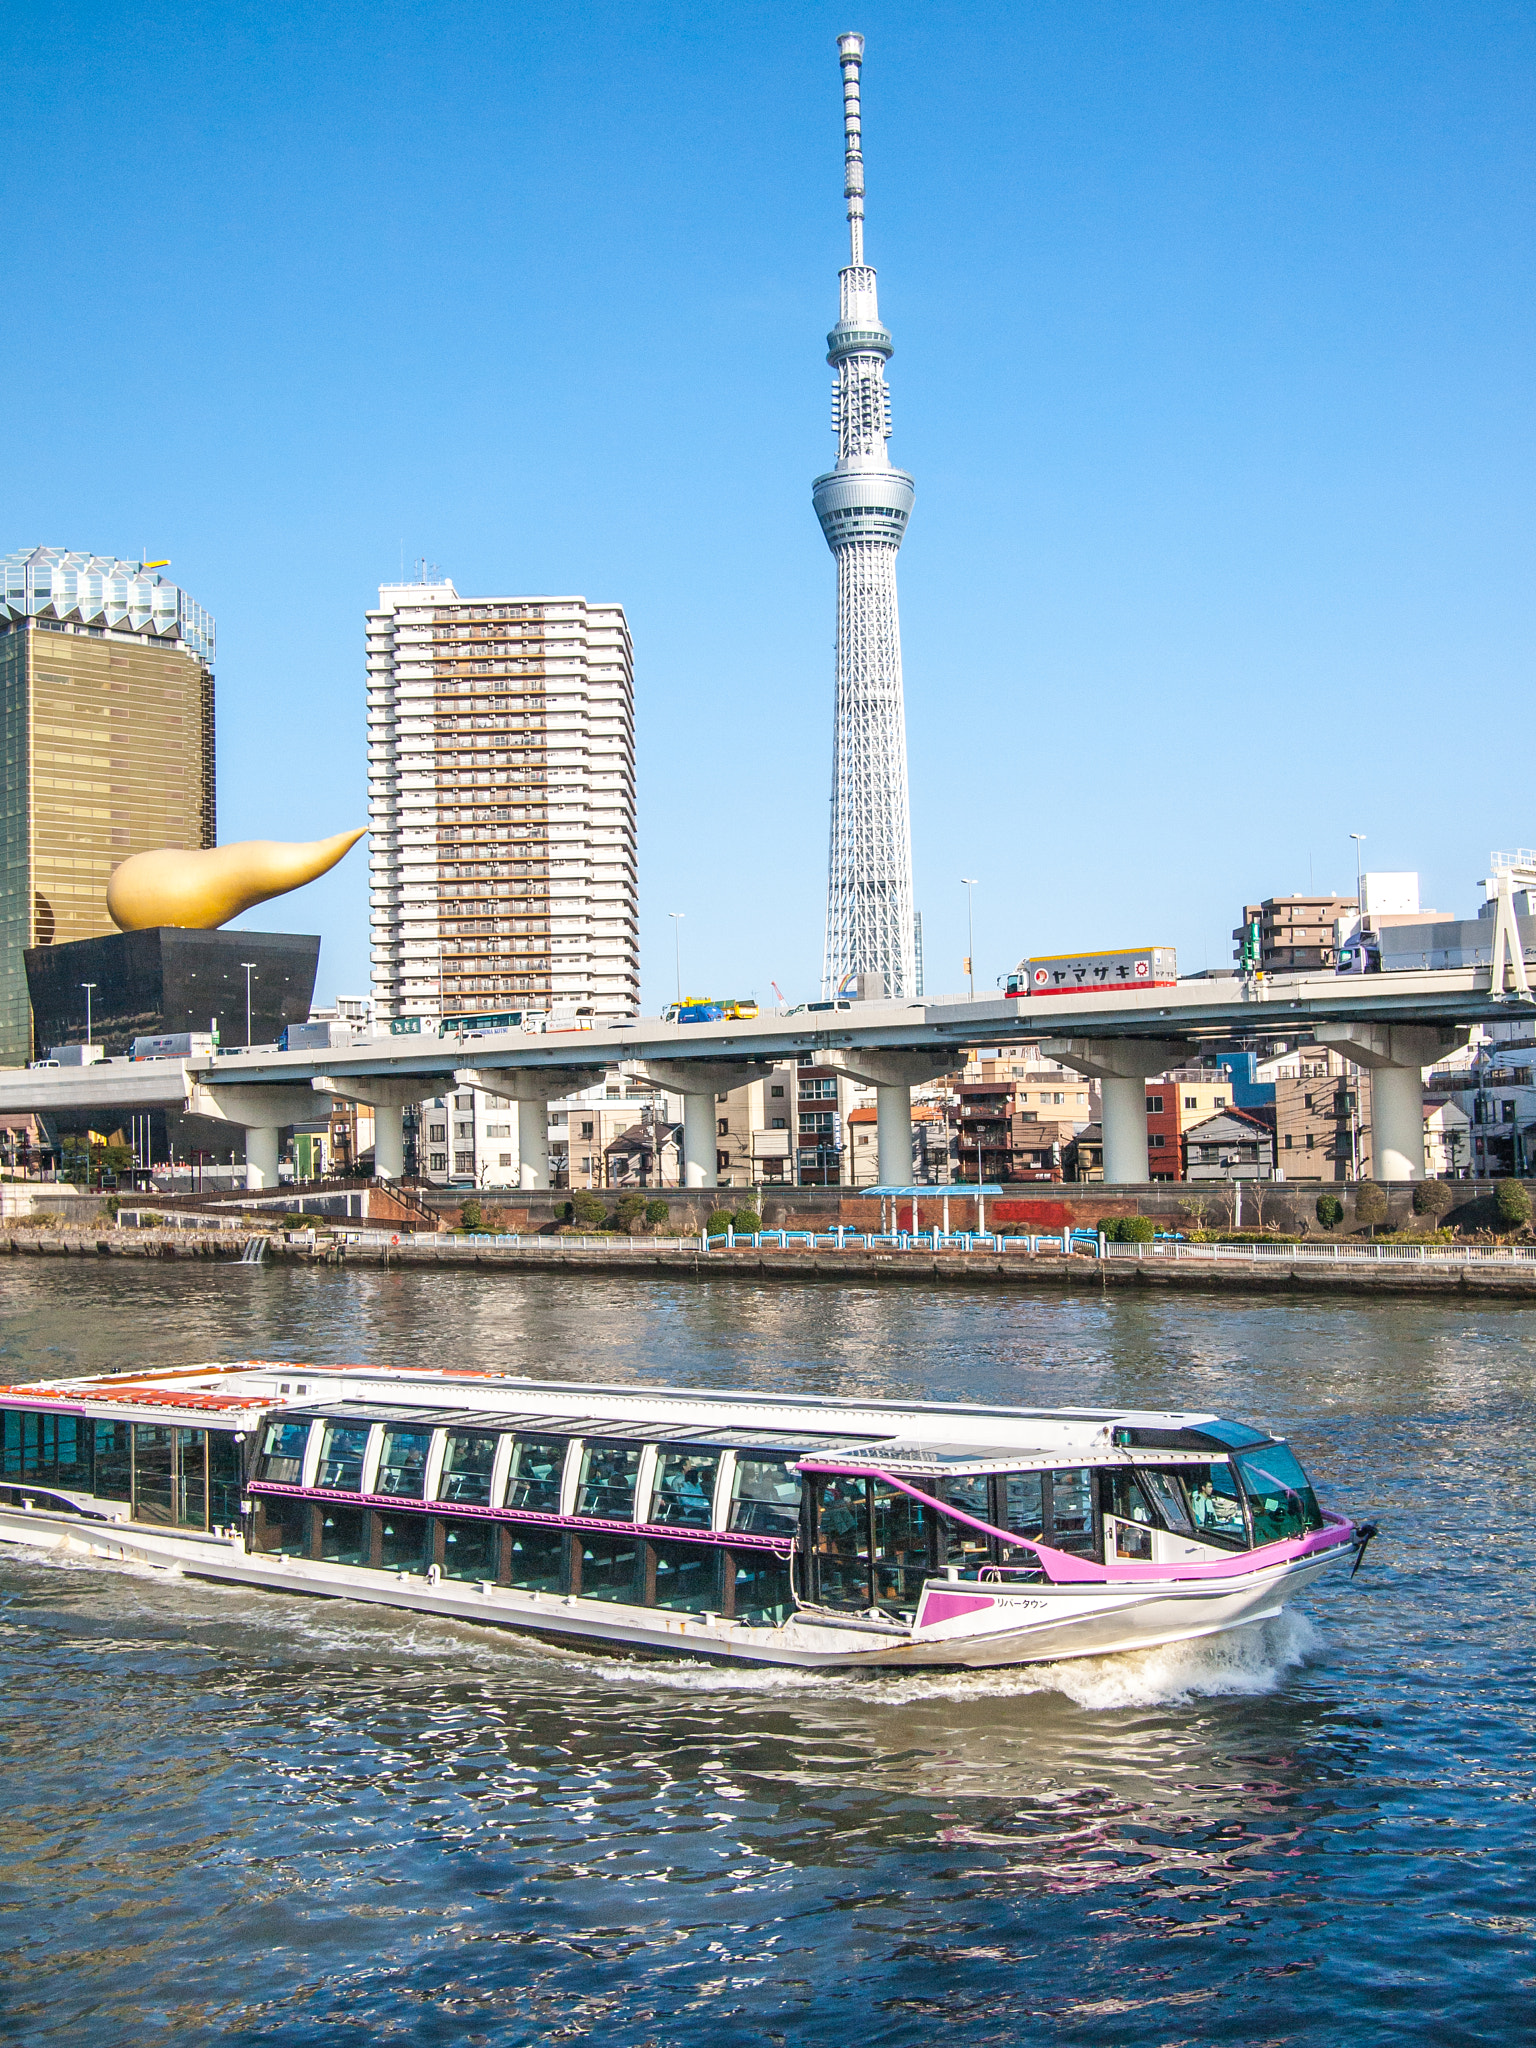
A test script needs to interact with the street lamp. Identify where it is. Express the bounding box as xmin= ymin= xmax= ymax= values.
xmin=1349 ymin=833 xmax=1366 ymax=921
xmin=80 ymin=982 xmax=97 ymax=1048
xmin=668 ymin=912 xmax=684 ymax=1008
xmin=240 ymin=963 xmax=256 ymax=1048
xmin=961 ymin=879 xmax=978 ymax=998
